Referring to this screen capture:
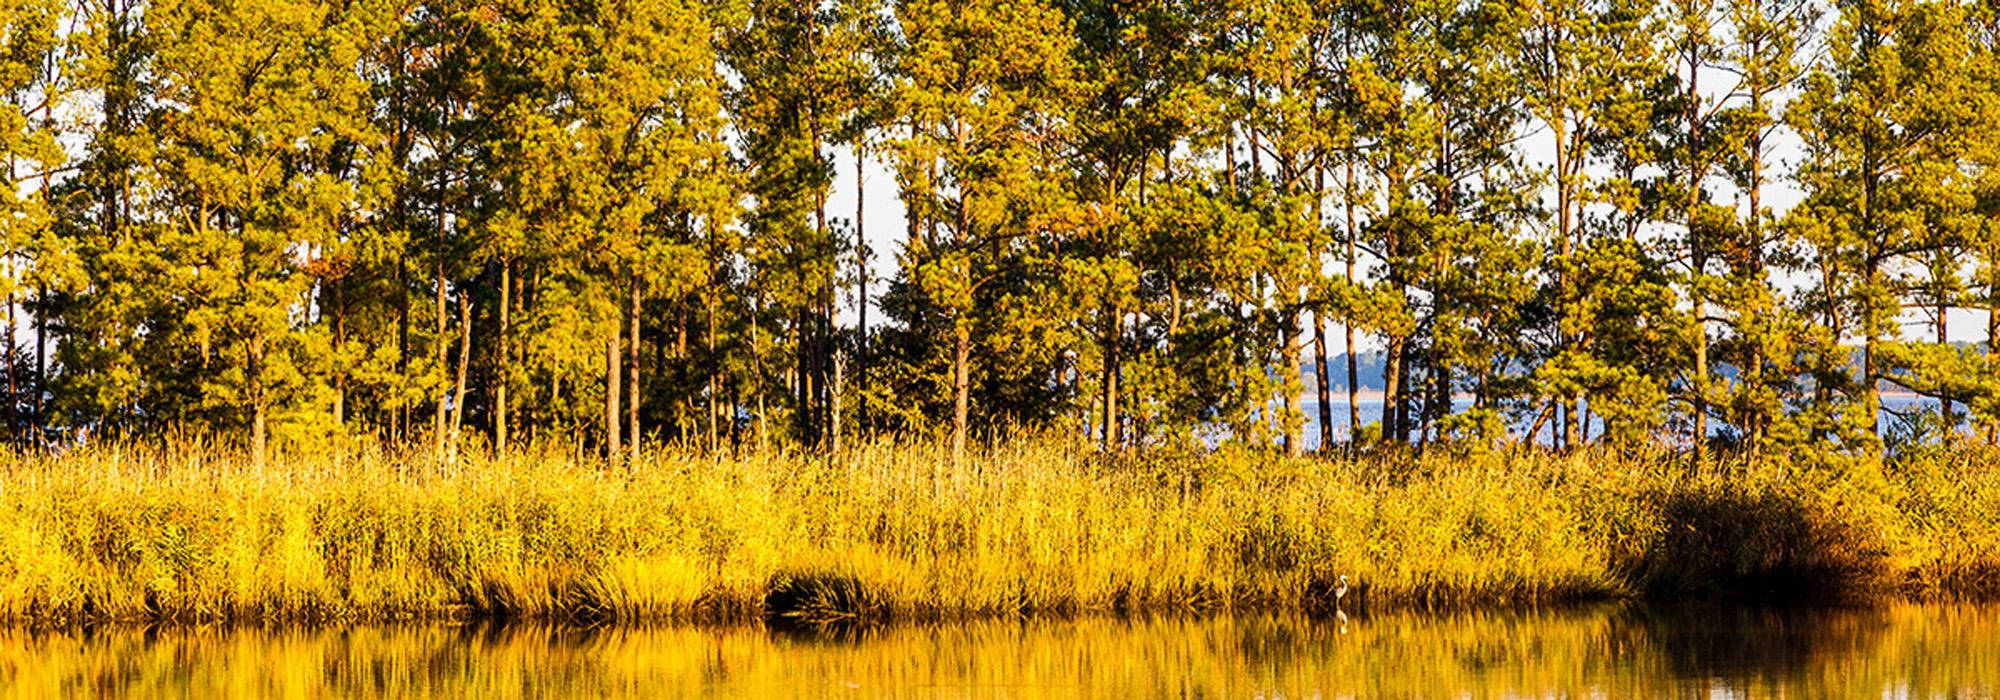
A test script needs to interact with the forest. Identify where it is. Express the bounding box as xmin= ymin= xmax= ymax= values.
xmin=1 ymin=0 xmax=1998 ymax=464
